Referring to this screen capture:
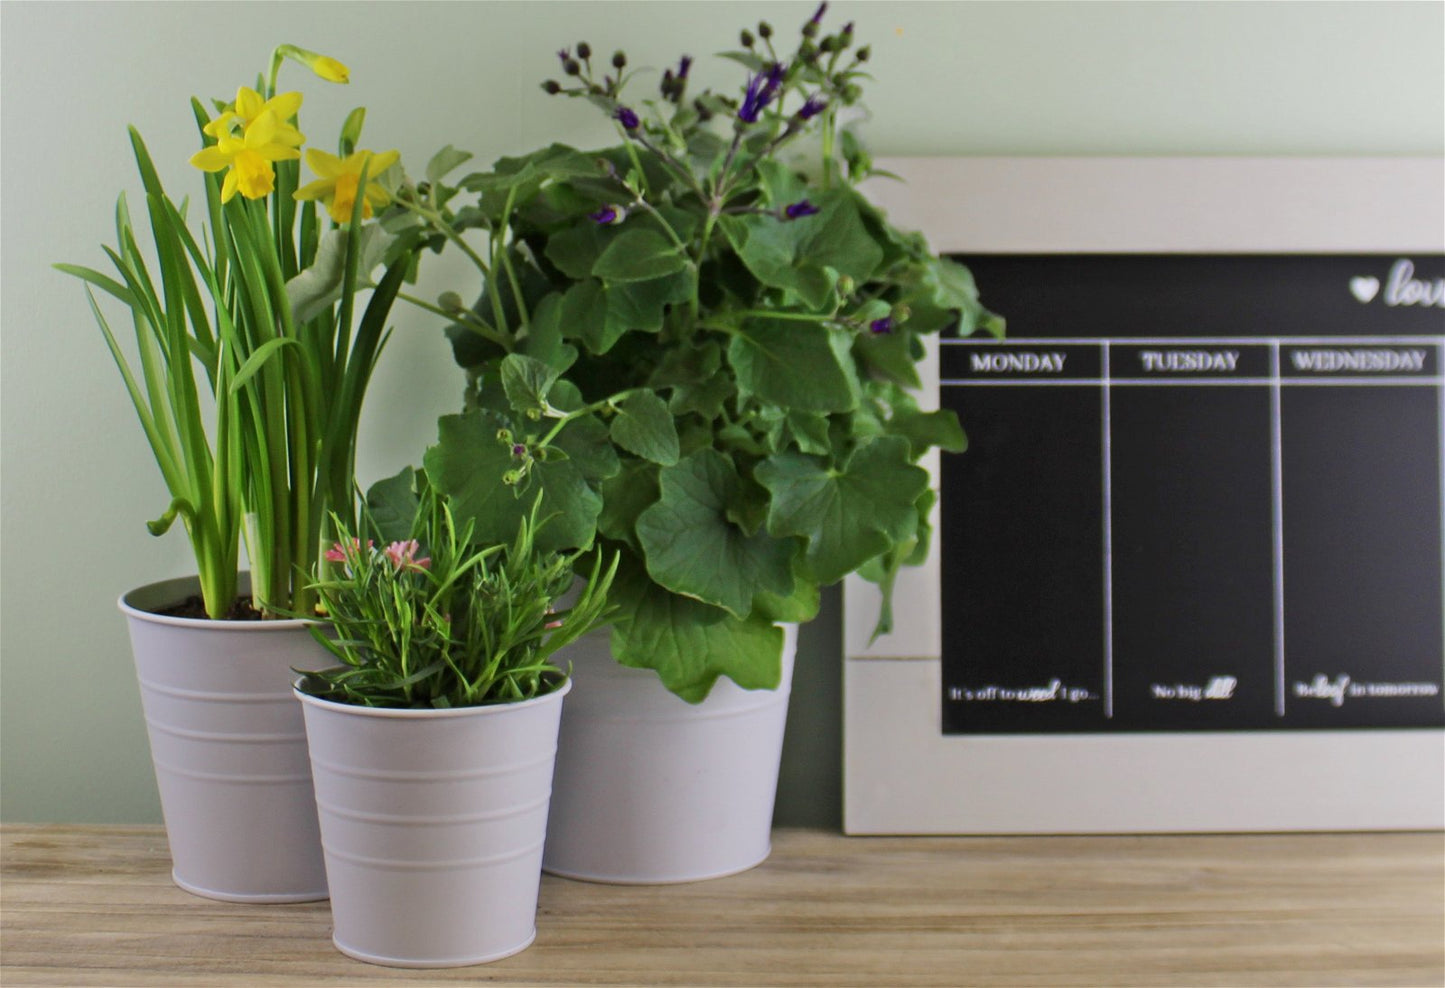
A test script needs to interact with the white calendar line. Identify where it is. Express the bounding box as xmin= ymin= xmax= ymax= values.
xmin=942 ymin=377 xmax=1445 ymax=387
xmin=942 ymin=336 xmax=1445 ymax=346
xmin=1271 ymin=342 xmax=1288 ymax=718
